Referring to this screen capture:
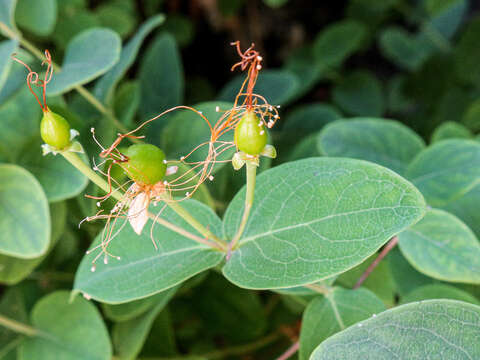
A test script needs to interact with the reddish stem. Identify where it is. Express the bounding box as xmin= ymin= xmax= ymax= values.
xmin=353 ymin=236 xmax=399 ymax=289
xmin=276 ymin=341 xmax=300 ymax=360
